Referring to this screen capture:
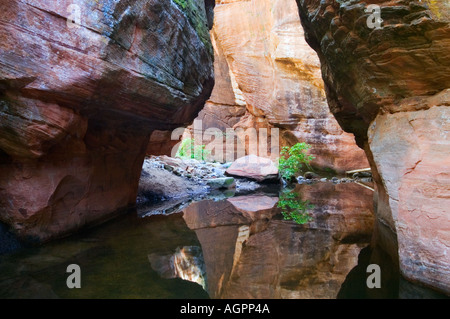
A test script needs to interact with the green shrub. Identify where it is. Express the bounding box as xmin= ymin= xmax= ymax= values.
xmin=176 ymin=138 xmax=210 ymax=161
xmin=278 ymin=142 xmax=314 ymax=181
xmin=277 ymin=189 xmax=314 ymax=224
